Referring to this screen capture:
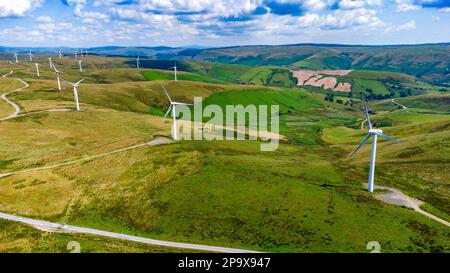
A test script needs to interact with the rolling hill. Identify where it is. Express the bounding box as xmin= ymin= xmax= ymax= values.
xmin=0 ymin=55 xmax=449 ymax=253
